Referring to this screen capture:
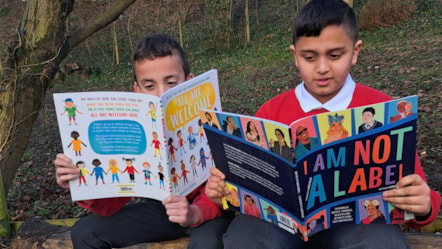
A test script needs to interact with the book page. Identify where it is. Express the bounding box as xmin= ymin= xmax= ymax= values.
xmin=160 ymin=69 xmax=222 ymax=196
xmin=53 ymin=91 xmax=170 ymax=201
